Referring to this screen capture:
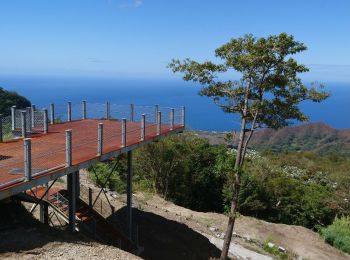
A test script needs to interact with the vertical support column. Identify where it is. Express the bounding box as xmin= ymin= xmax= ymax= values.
xmin=141 ymin=114 xmax=146 ymax=141
xmin=43 ymin=109 xmax=48 ymax=134
xmin=89 ymin=187 xmax=93 ymax=209
xmin=157 ymin=111 xmax=161 ymax=135
xmin=26 ymin=107 xmax=32 ymax=133
xmin=127 ymin=150 xmax=133 ymax=240
xmin=21 ymin=111 xmax=27 ymax=138
xmin=11 ymin=106 xmax=16 ymax=131
xmin=106 ymin=101 xmax=110 ymax=120
xmin=65 ymin=129 xmax=75 ymax=233
xmin=67 ymin=101 xmax=72 ymax=122
xmin=155 ymin=104 xmax=159 ymax=123
xmin=31 ymin=104 xmax=36 ymax=128
xmin=24 ymin=138 xmax=32 ymax=181
xmin=0 ymin=114 xmax=3 ymax=143
xmin=39 ymin=202 xmax=49 ymax=225
xmin=130 ymin=104 xmax=134 ymax=122
xmin=181 ymin=106 xmax=186 ymax=127
xmin=67 ymin=171 xmax=77 ymax=233
xmin=50 ymin=103 xmax=55 ymax=124
xmin=122 ymin=118 xmax=126 ymax=147
xmin=75 ymin=170 xmax=80 ymax=199
xmin=170 ymin=108 xmax=175 ymax=130
xmin=66 ymin=130 xmax=72 ymax=167
xmin=97 ymin=123 xmax=103 ymax=156
xmin=82 ymin=100 xmax=87 ymax=120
